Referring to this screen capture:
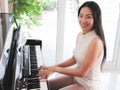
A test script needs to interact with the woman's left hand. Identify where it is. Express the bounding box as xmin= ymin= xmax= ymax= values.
xmin=38 ymin=65 xmax=55 ymax=79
